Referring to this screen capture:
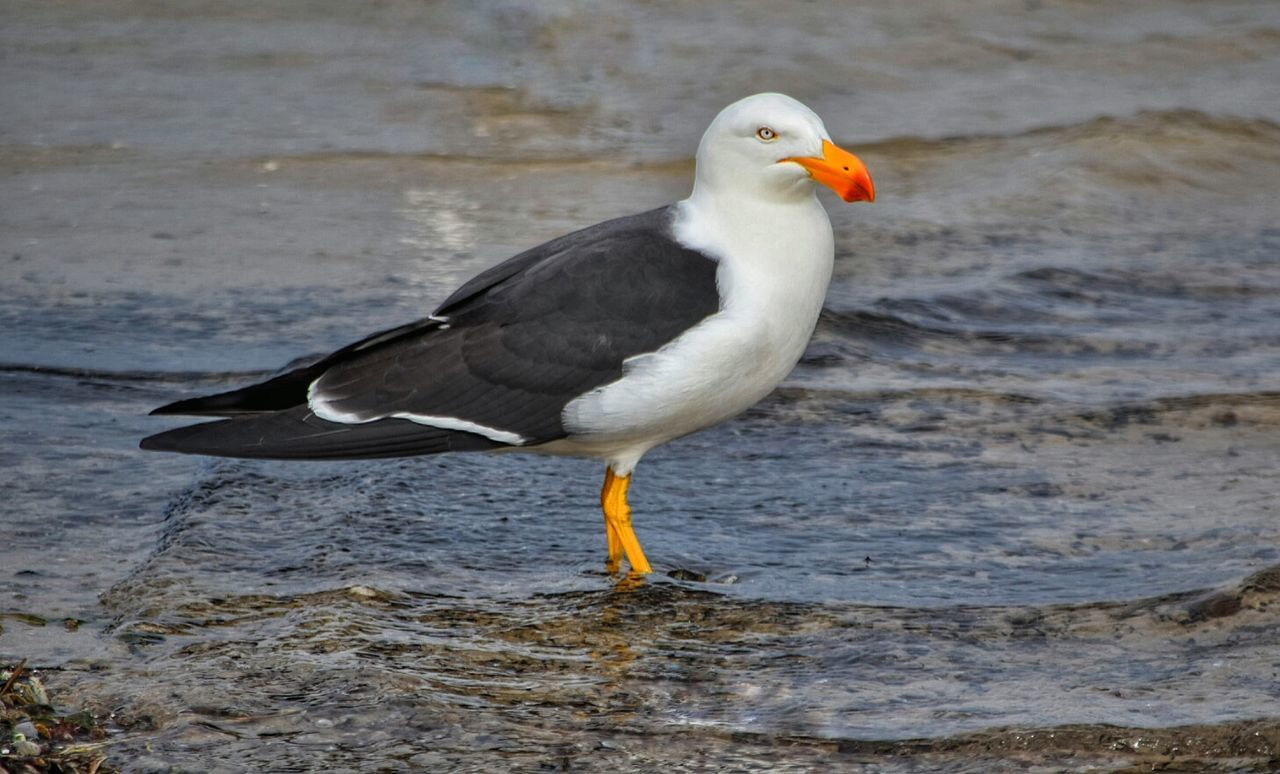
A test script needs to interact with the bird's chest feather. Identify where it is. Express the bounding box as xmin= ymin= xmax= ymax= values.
xmin=560 ymin=201 xmax=834 ymax=443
